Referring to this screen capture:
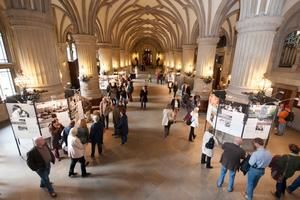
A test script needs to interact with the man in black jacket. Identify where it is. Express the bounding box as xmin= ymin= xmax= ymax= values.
xmin=27 ymin=137 xmax=57 ymax=198
xmin=217 ymin=137 xmax=245 ymax=192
